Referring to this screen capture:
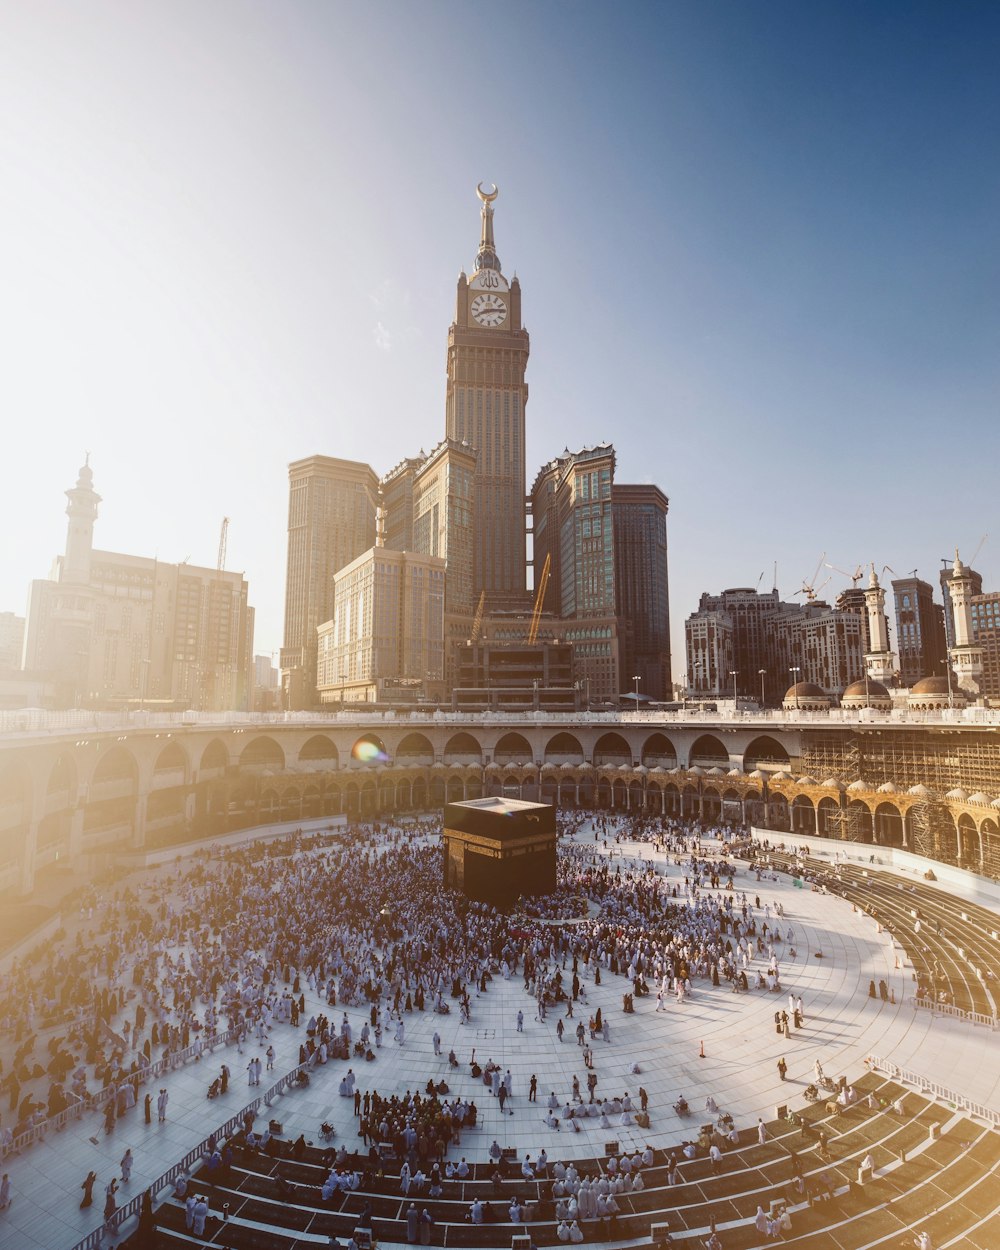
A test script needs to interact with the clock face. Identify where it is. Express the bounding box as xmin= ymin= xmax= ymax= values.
xmin=471 ymin=292 xmax=507 ymax=328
